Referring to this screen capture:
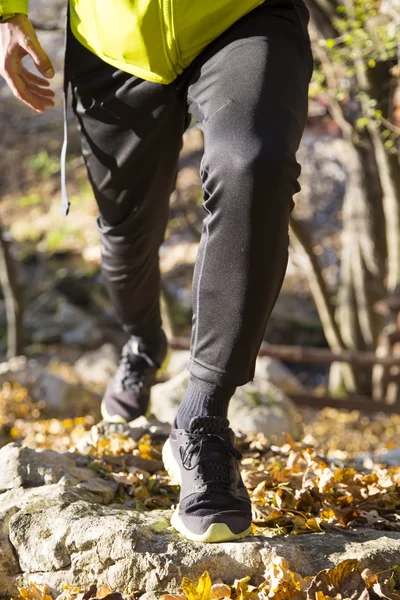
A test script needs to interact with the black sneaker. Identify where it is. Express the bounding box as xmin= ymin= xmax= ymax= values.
xmin=162 ymin=416 xmax=252 ymax=542
xmin=101 ymin=331 xmax=168 ymax=423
